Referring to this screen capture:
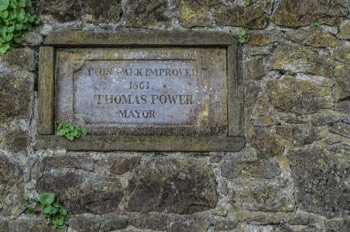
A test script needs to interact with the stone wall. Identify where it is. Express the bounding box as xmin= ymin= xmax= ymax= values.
xmin=1 ymin=0 xmax=350 ymax=231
